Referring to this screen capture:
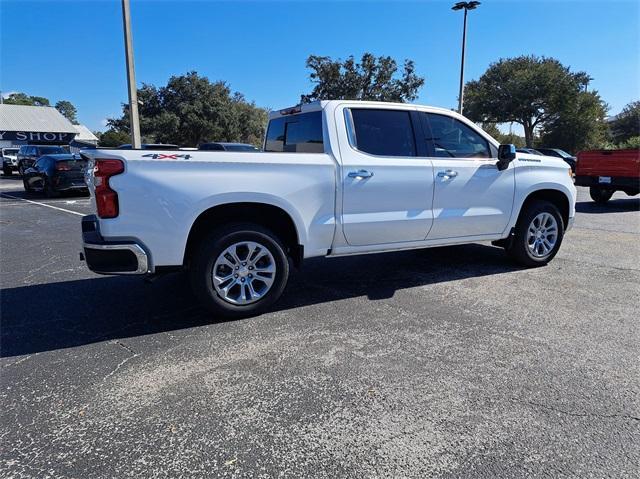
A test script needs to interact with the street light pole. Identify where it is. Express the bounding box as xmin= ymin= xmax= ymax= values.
xmin=452 ymin=1 xmax=480 ymax=115
xmin=121 ymin=0 xmax=141 ymax=148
